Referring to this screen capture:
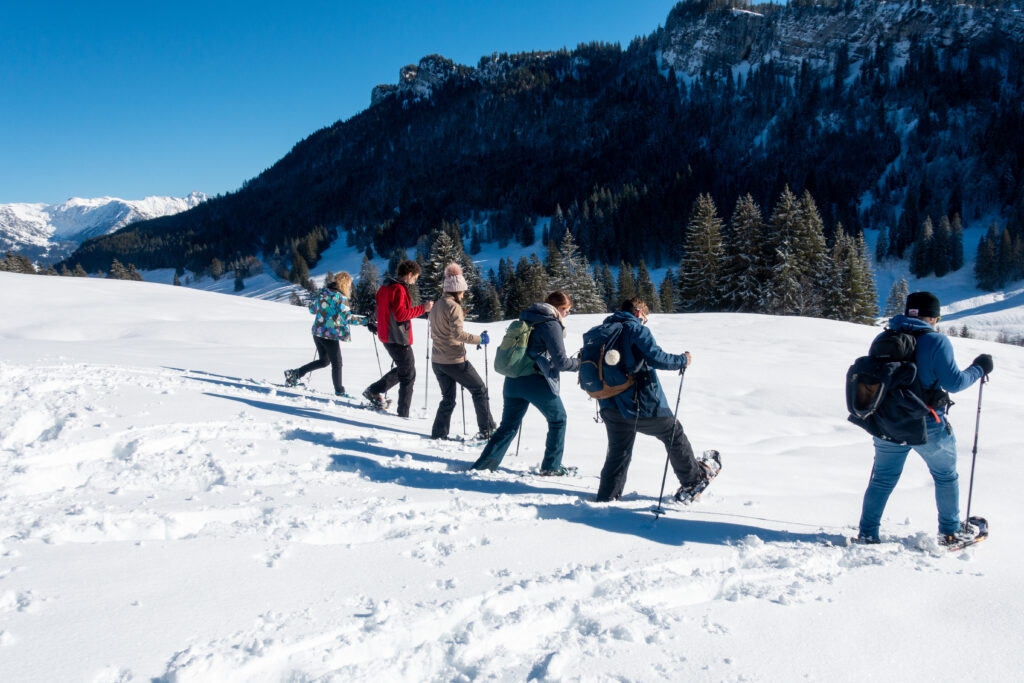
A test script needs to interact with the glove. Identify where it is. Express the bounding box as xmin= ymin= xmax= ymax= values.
xmin=480 ymin=331 xmax=490 ymax=345
xmin=972 ymin=353 xmax=993 ymax=375
xmin=367 ymin=321 xmax=378 ymax=335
